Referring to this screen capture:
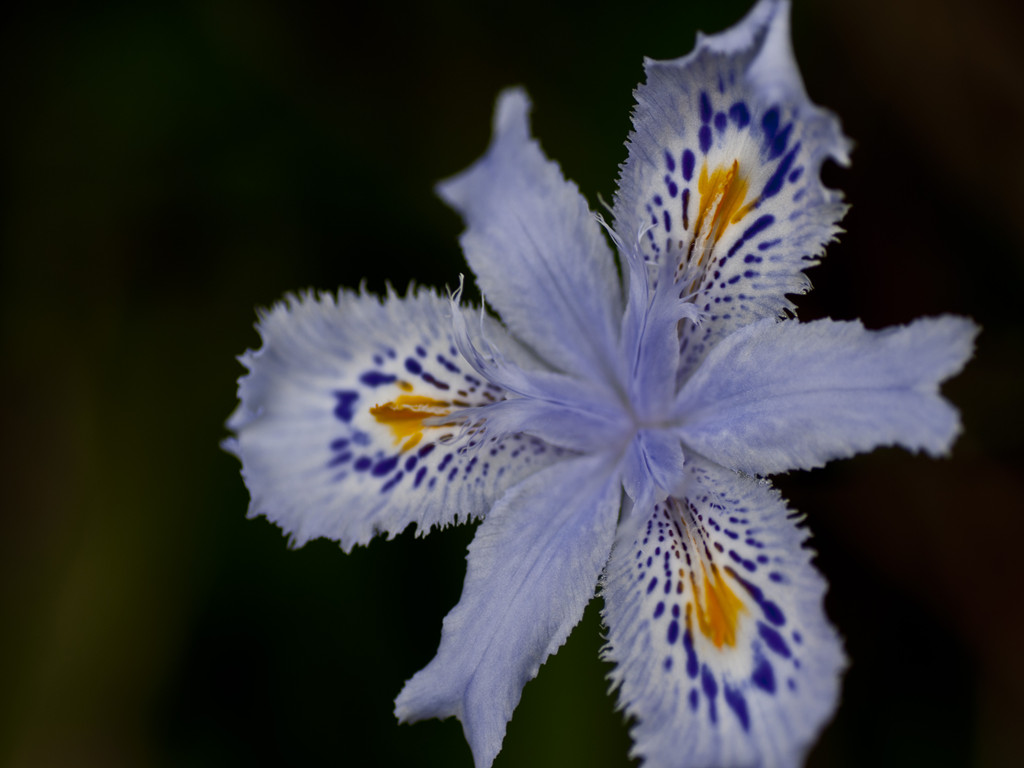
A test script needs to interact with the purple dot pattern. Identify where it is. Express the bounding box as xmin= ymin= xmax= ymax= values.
xmin=602 ymin=458 xmax=844 ymax=766
xmin=614 ymin=38 xmax=850 ymax=385
xmin=227 ymin=288 xmax=564 ymax=550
